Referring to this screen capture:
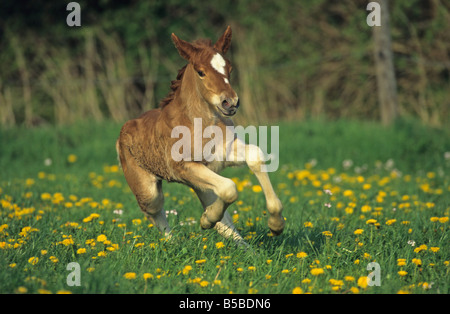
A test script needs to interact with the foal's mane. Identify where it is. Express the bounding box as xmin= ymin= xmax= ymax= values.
xmin=159 ymin=38 xmax=213 ymax=109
